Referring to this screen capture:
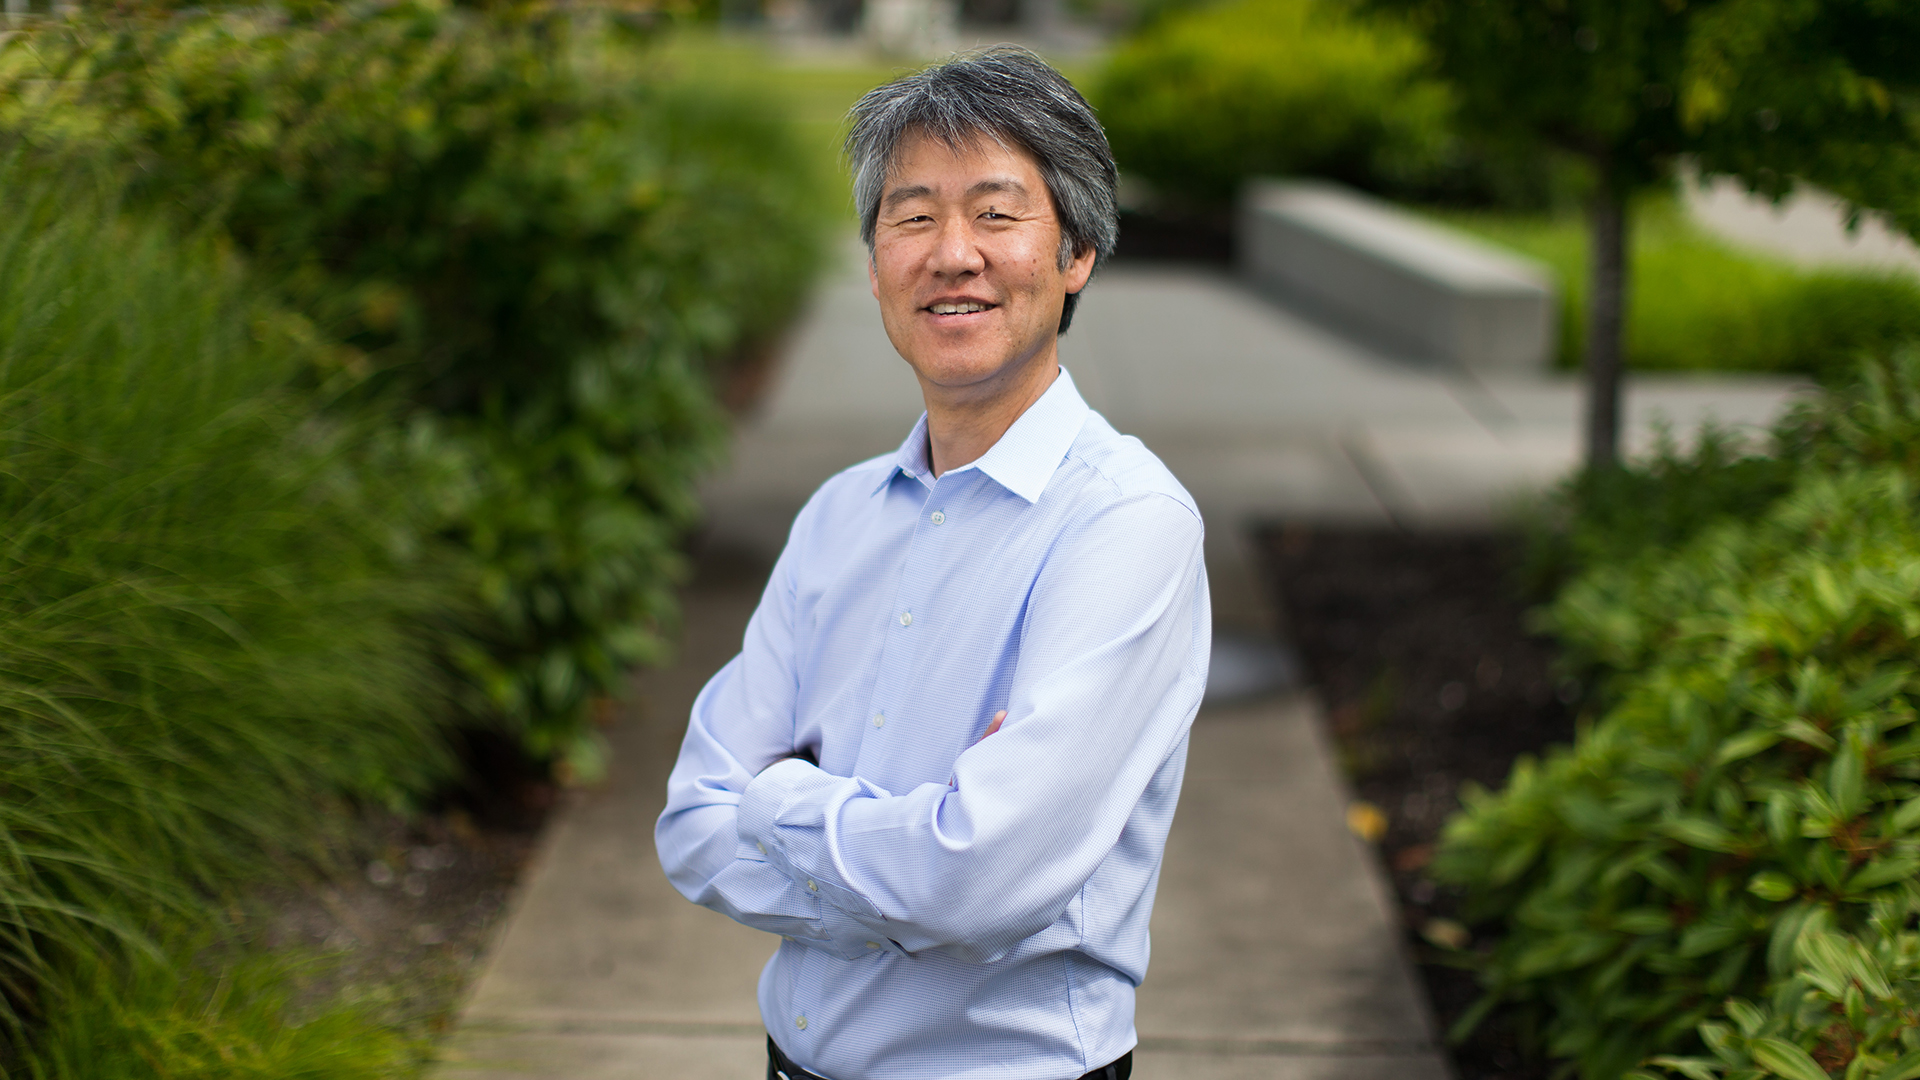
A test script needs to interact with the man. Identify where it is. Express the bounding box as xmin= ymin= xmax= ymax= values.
xmin=656 ymin=46 xmax=1209 ymax=1080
